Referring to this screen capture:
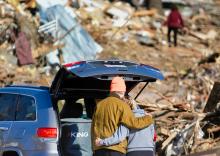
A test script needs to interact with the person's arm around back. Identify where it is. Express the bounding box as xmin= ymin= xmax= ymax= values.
xmin=96 ymin=125 xmax=129 ymax=146
xmin=120 ymin=101 xmax=153 ymax=129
